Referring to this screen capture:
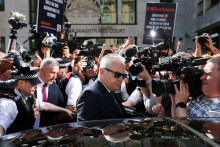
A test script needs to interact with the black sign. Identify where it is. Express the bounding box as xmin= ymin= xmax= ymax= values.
xmin=36 ymin=0 xmax=64 ymax=35
xmin=143 ymin=3 xmax=177 ymax=44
